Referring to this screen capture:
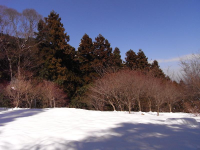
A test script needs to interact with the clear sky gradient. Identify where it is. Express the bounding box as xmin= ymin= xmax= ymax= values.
xmin=1 ymin=0 xmax=200 ymax=76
